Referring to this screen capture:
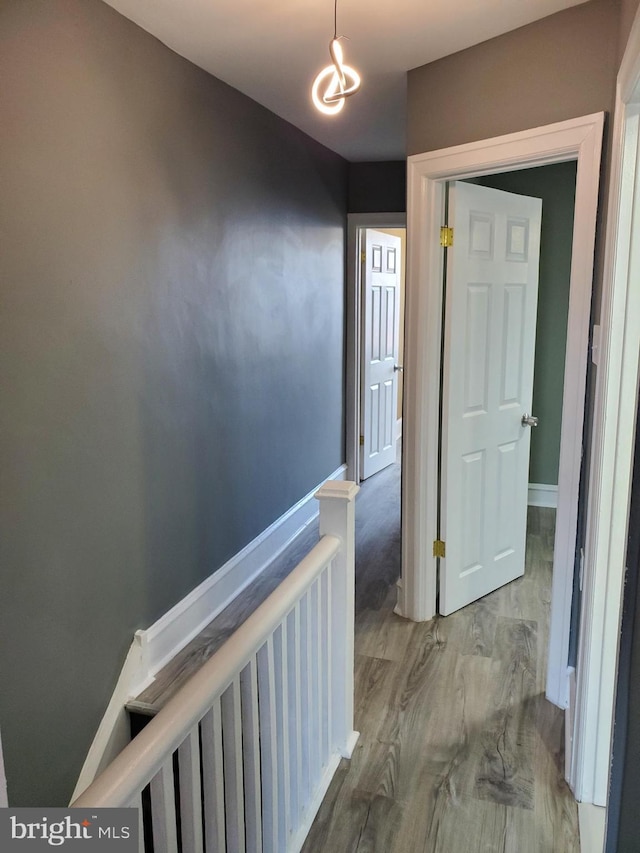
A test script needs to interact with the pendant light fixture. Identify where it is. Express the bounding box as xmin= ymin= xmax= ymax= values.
xmin=311 ymin=0 xmax=361 ymax=115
